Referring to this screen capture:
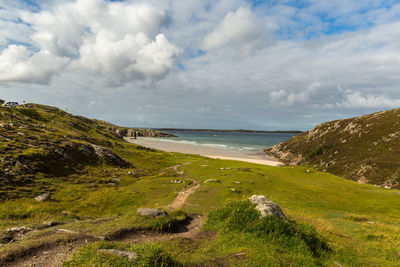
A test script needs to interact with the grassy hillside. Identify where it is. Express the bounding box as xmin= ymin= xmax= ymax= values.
xmin=1 ymin=104 xmax=400 ymax=266
xmin=266 ymin=108 xmax=400 ymax=187
xmin=0 ymin=104 xmax=173 ymax=200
